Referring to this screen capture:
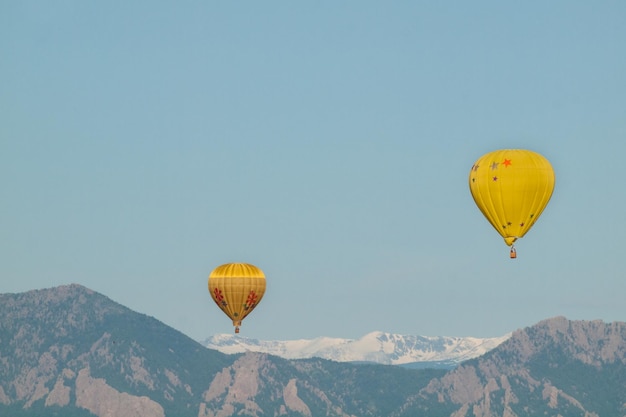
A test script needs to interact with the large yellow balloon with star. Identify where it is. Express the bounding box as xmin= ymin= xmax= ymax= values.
xmin=469 ymin=149 xmax=555 ymax=257
xmin=208 ymin=263 xmax=266 ymax=333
